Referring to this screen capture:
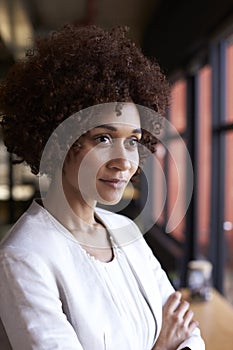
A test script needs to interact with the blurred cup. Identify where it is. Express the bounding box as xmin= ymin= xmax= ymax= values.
xmin=187 ymin=260 xmax=213 ymax=301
